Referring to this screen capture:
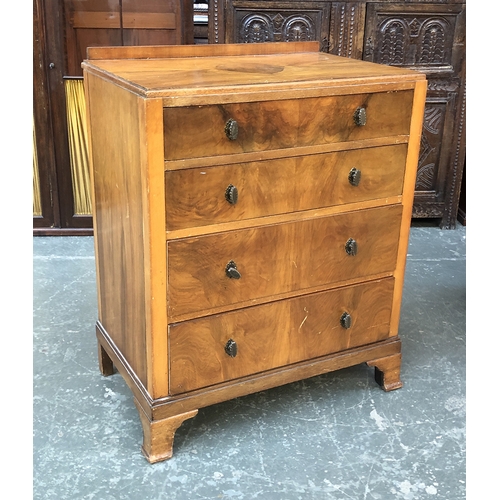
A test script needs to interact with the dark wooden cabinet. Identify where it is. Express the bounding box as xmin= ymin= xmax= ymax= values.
xmin=33 ymin=0 xmax=193 ymax=233
xmin=364 ymin=2 xmax=465 ymax=228
xmin=209 ymin=0 xmax=466 ymax=228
